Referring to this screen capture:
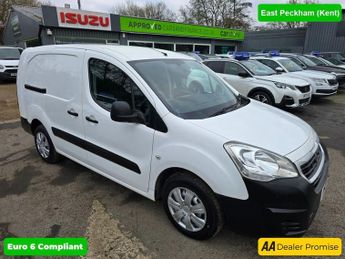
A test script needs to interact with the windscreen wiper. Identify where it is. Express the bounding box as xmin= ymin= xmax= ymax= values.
xmin=210 ymin=103 xmax=238 ymax=117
